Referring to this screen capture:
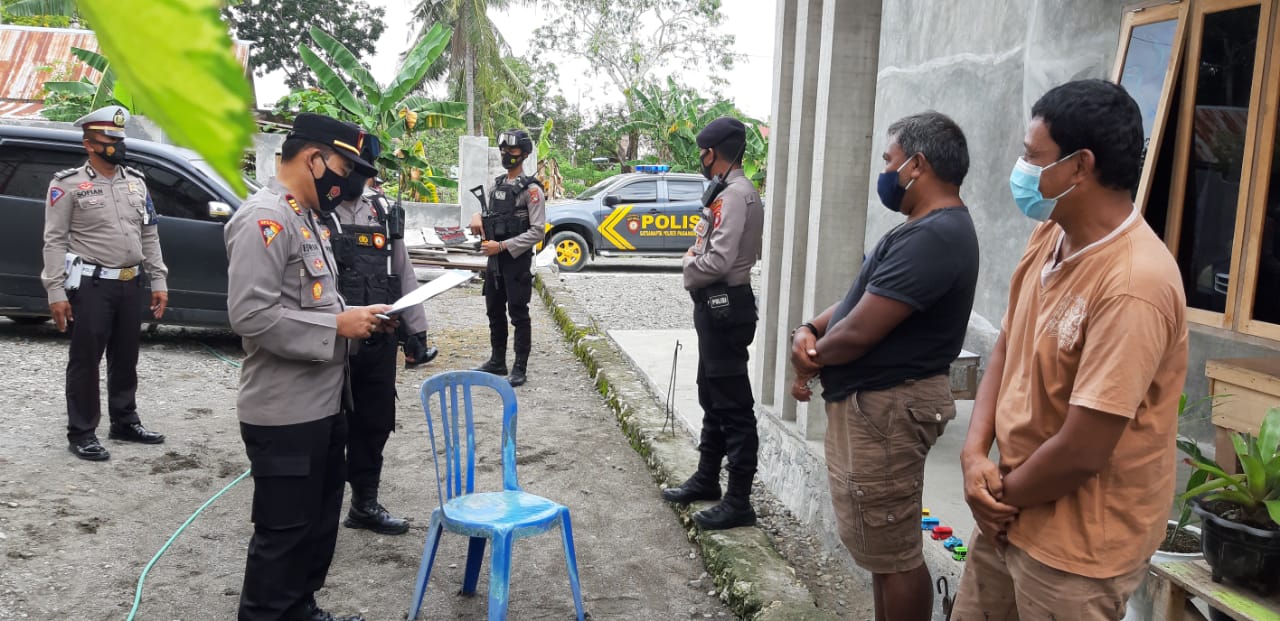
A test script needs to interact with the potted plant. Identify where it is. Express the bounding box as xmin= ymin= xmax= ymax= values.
xmin=1179 ymin=406 xmax=1280 ymax=595
xmin=1160 ymin=394 xmax=1223 ymax=560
